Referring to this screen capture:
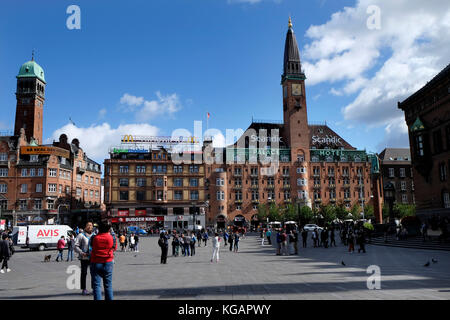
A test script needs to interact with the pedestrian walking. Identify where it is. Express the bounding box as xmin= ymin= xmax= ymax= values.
xmin=134 ymin=234 xmax=139 ymax=252
xmin=234 ymin=232 xmax=240 ymax=252
xmin=281 ymin=230 xmax=288 ymax=255
xmin=330 ymin=228 xmax=336 ymax=247
xmin=301 ymin=229 xmax=308 ymax=248
xmin=348 ymin=232 xmax=355 ymax=253
xmin=276 ymin=231 xmax=282 ymax=255
xmin=158 ymin=232 xmax=169 ymax=264
xmin=224 ymin=231 xmax=229 ymax=247
xmin=211 ymin=233 xmax=220 ymax=263
xmin=228 ymin=232 xmax=234 ymax=251
xmin=261 ymin=229 xmax=265 ymax=246
xmin=202 ymin=231 xmax=209 ymax=247
xmin=89 ymin=222 xmax=117 ymax=300
xmin=321 ymin=228 xmax=329 ymax=248
xmin=66 ymin=235 xmax=75 ymax=261
xmin=56 ymin=236 xmax=66 ymax=262
xmin=172 ymin=234 xmax=178 ymax=256
xmin=129 ymin=233 xmax=136 ymax=252
xmin=190 ymin=232 xmax=196 ymax=256
xmin=0 ymin=233 xmax=12 ymax=273
xmin=312 ymin=229 xmax=318 ymax=248
xmin=292 ymin=229 xmax=299 ymax=254
xmin=266 ymin=229 xmax=272 ymax=245
xmin=119 ymin=233 xmax=126 ymax=252
xmin=357 ymin=231 xmax=366 ymax=253
xmin=183 ymin=233 xmax=191 ymax=256
xmin=197 ymin=230 xmax=202 ymax=247
xmin=74 ymin=221 xmax=94 ymax=296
